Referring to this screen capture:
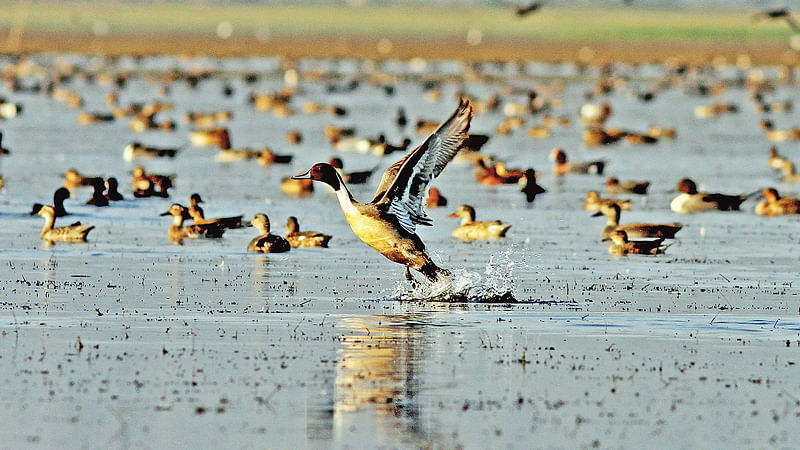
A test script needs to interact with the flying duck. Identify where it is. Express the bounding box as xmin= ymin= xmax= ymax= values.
xmin=31 ymin=204 xmax=94 ymax=243
xmin=448 ymin=204 xmax=511 ymax=242
xmin=670 ymin=178 xmax=752 ymax=213
xmin=247 ymin=214 xmax=291 ymax=253
xmin=292 ymin=98 xmax=473 ymax=283
xmin=285 ymin=216 xmax=332 ymax=248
